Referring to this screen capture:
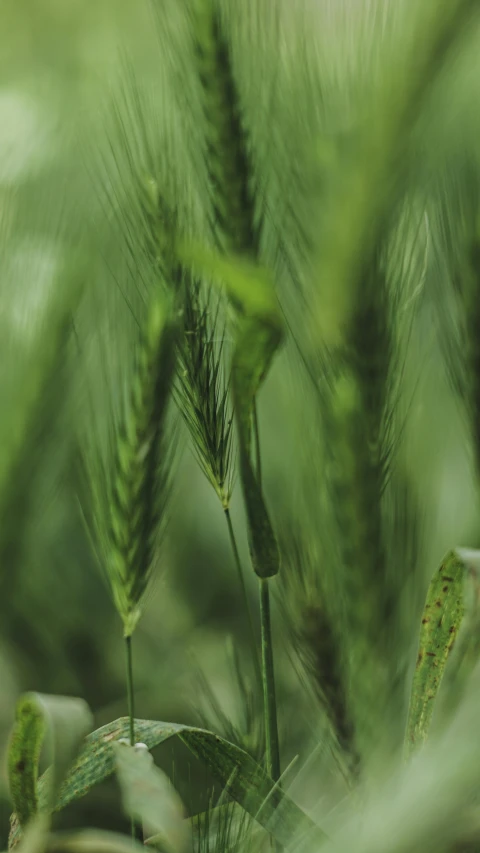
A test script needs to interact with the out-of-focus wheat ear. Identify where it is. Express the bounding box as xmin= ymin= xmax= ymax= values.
xmin=176 ymin=272 xmax=234 ymax=508
xmin=279 ymin=524 xmax=359 ymax=781
xmin=191 ymin=0 xmax=260 ymax=257
xmin=313 ymin=0 xmax=480 ymax=355
xmin=322 ymin=243 xmax=396 ymax=768
xmin=137 ymin=174 xmax=184 ymax=300
xmin=106 ymin=297 xmax=178 ymax=639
